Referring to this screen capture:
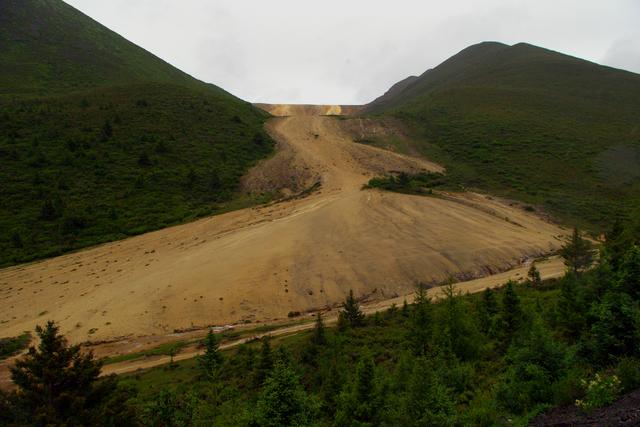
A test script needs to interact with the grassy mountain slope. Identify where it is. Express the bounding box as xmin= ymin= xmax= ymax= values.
xmin=0 ymin=0 xmax=200 ymax=95
xmin=366 ymin=42 xmax=640 ymax=228
xmin=0 ymin=0 xmax=273 ymax=266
